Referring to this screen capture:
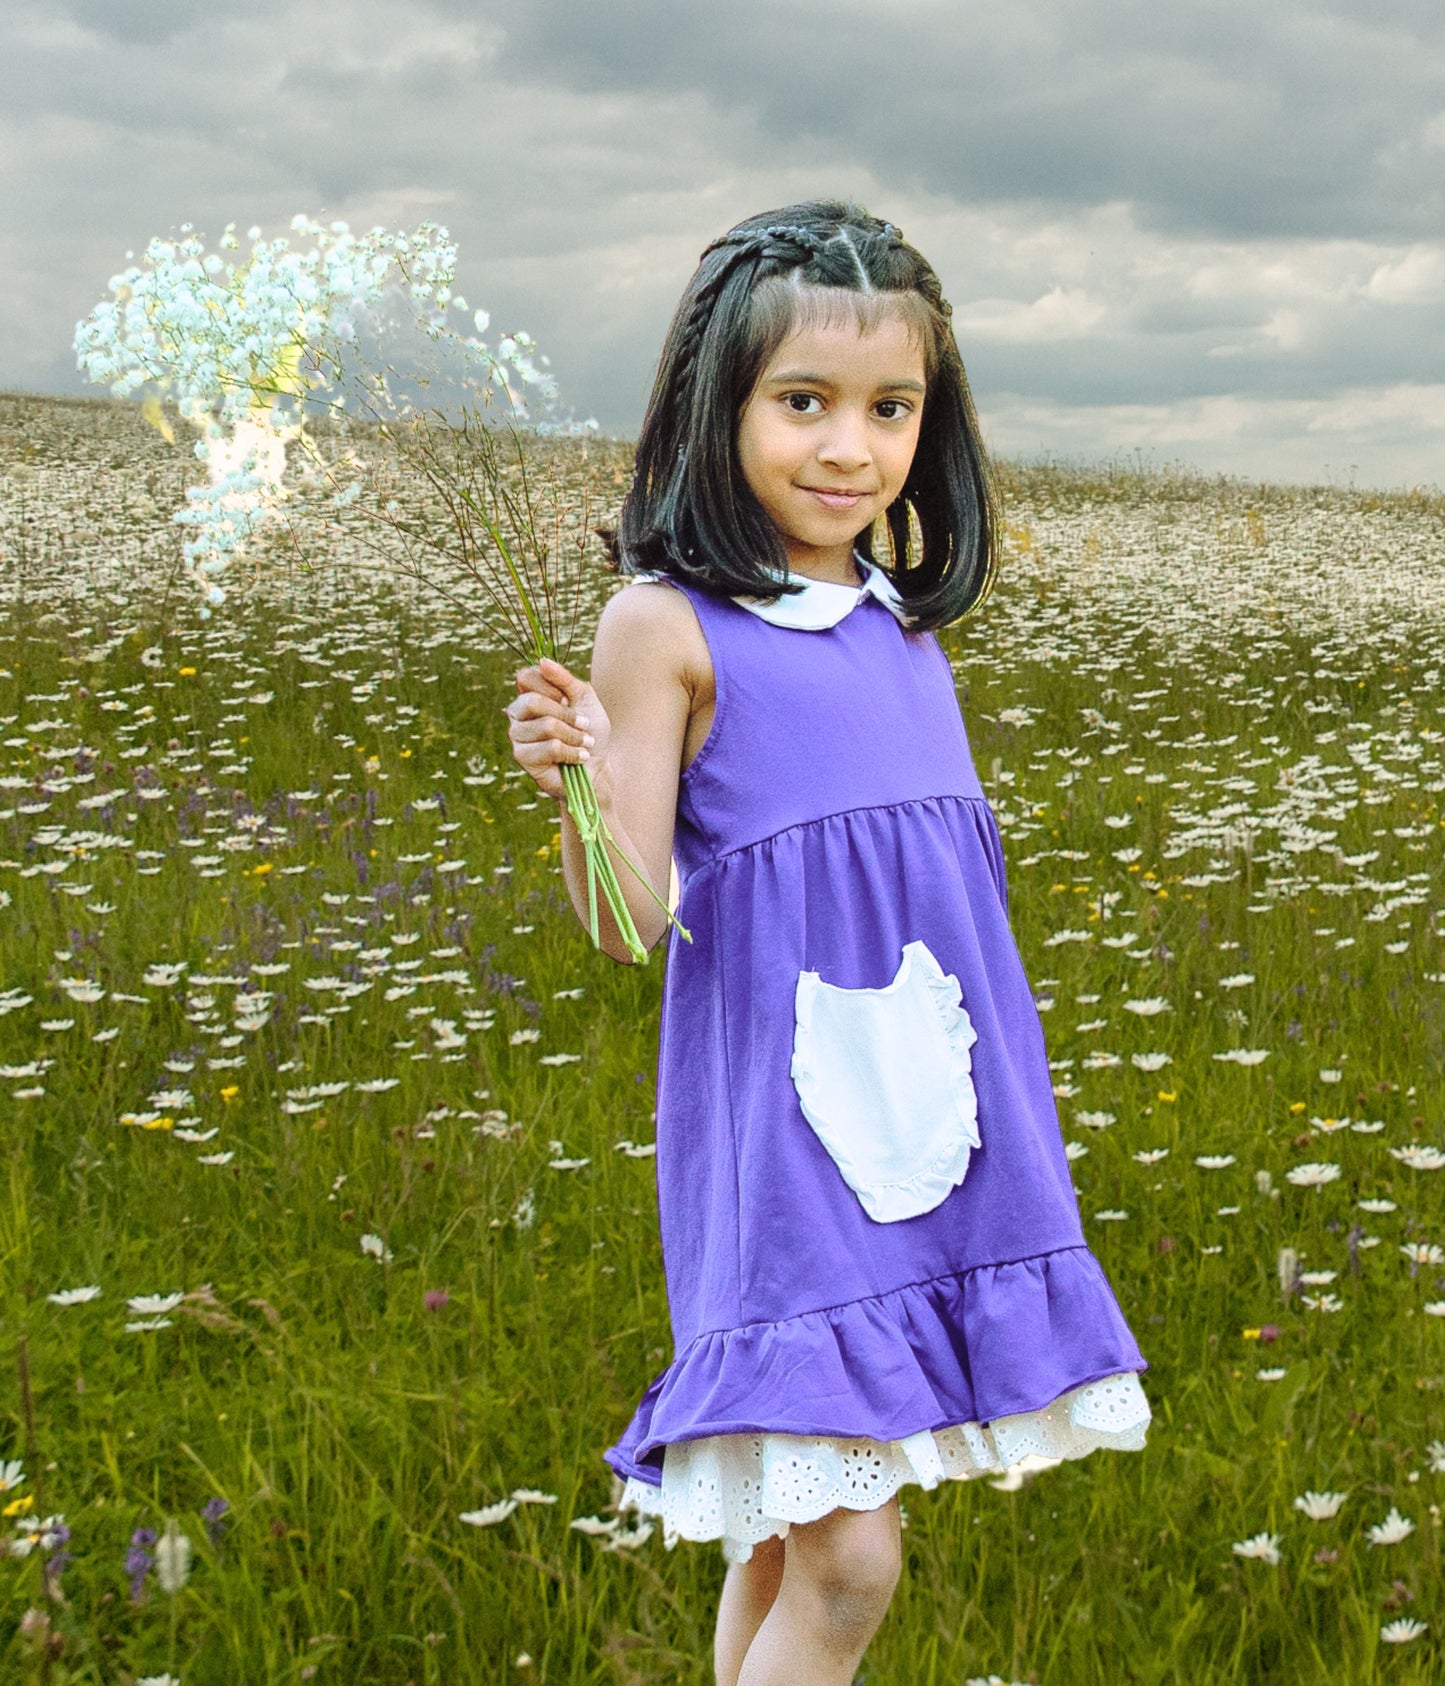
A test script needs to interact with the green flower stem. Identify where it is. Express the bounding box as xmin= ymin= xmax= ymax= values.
xmin=560 ymin=760 xmax=692 ymax=964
